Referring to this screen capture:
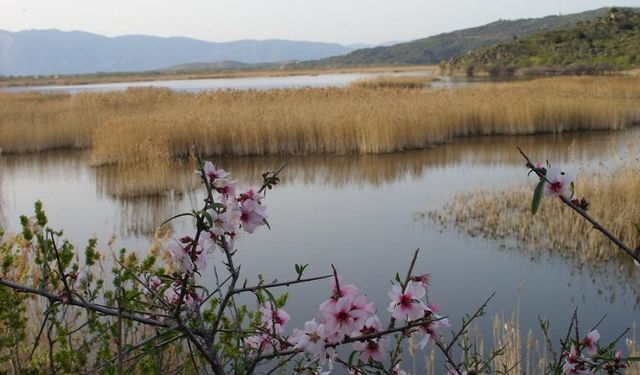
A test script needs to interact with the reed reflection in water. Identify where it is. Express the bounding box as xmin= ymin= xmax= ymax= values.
xmin=1 ymin=129 xmax=639 ymax=372
xmin=1 ymin=129 xmax=633 ymax=239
